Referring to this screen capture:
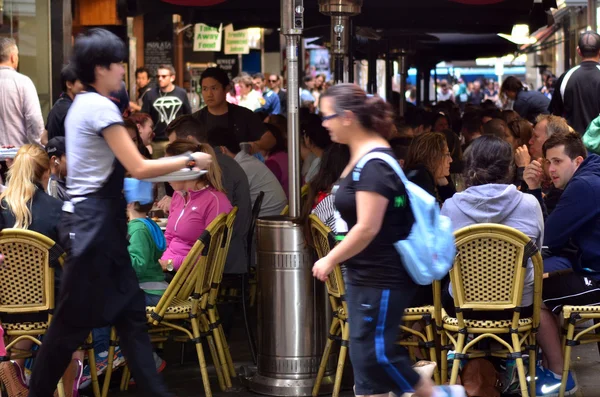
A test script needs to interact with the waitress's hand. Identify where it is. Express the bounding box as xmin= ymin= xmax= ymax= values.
xmin=190 ymin=152 xmax=212 ymax=170
xmin=313 ymin=256 xmax=335 ymax=282
xmin=158 ymin=259 xmax=169 ymax=271
xmin=156 ymin=196 xmax=171 ymax=214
